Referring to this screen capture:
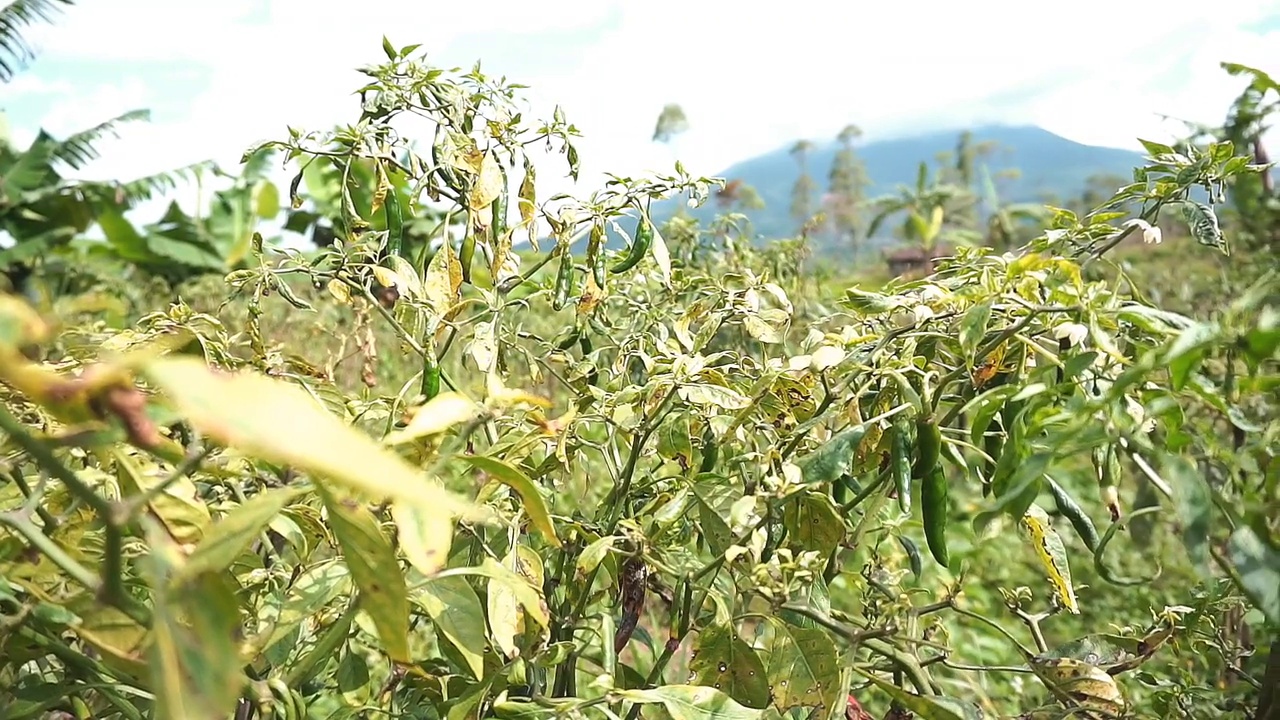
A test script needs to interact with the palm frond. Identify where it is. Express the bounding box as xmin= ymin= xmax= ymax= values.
xmin=51 ymin=109 xmax=151 ymax=169
xmin=79 ymin=159 xmax=218 ymax=209
xmin=0 ymin=0 xmax=76 ymax=82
